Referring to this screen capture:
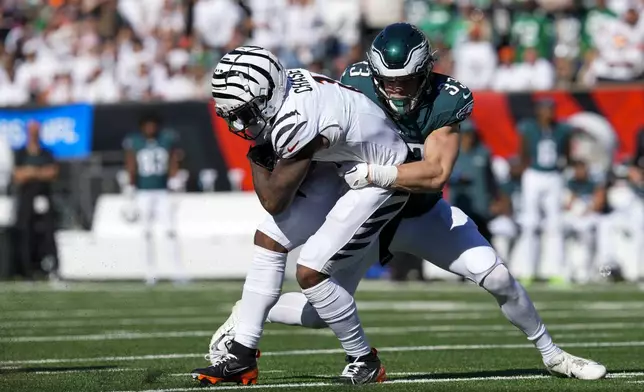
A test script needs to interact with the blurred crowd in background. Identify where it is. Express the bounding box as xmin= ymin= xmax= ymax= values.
xmin=0 ymin=0 xmax=643 ymax=108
